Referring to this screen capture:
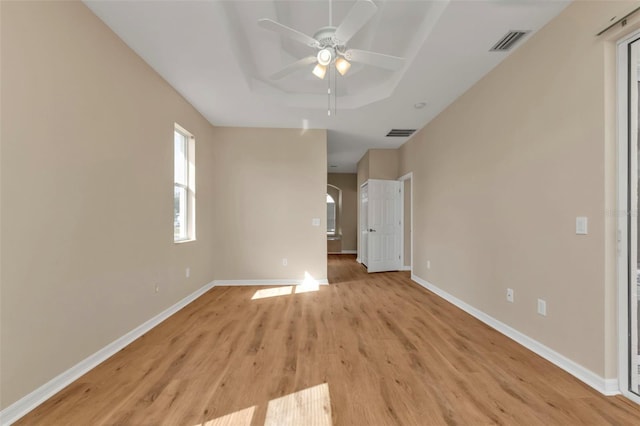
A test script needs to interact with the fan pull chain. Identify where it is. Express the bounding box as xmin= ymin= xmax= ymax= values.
xmin=327 ymin=65 xmax=332 ymax=117
xmin=334 ymin=67 xmax=338 ymax=116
